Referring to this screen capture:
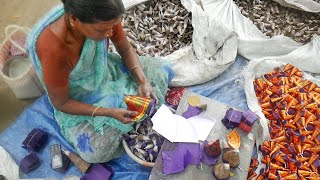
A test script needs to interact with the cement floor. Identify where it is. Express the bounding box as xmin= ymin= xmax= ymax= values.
xmin=0 ymin=0 xmax=59 ymax=132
